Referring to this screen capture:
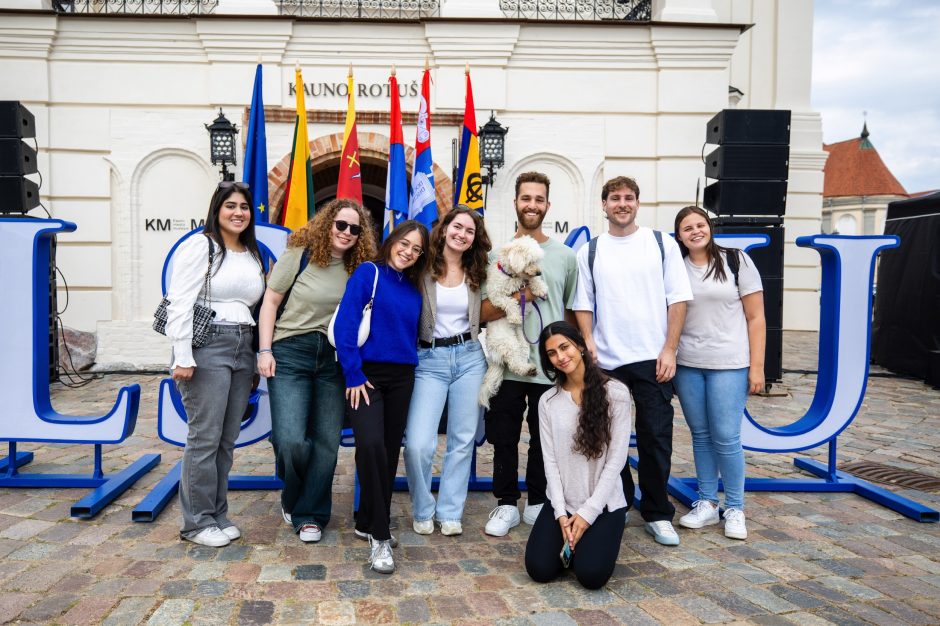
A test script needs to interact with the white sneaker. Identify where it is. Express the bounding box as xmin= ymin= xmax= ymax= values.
xmin=679 ymin=500 xmax=720 ymax=529
xmin=644 ymin=520 xmax=680 ymax=546
xmin=413 ymin=519 xmax=434 ymax=535
xmin=299 ymin=523 xmax=322 ymax=543
xmin=220 ymin=525 xmax=241 ymax=541
xmin=281 ymin=507 xmax=292 ymax=526
xmin=439 ymin=520 xmax=463 ymax=536
xmin=184 ymin=526 xmax=230 ymax=548
xmin=522 ymin=500 xmax=544 ymax=525
xmin=724 ymin=508 xmax=748 ymax=540
xmin=355 ymin=528 xmax=398 ymax=548
xmin=485 ymin=504 xmax=521 ymax=537
xmin=369 ymin=537 xmax=395 ymax=574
